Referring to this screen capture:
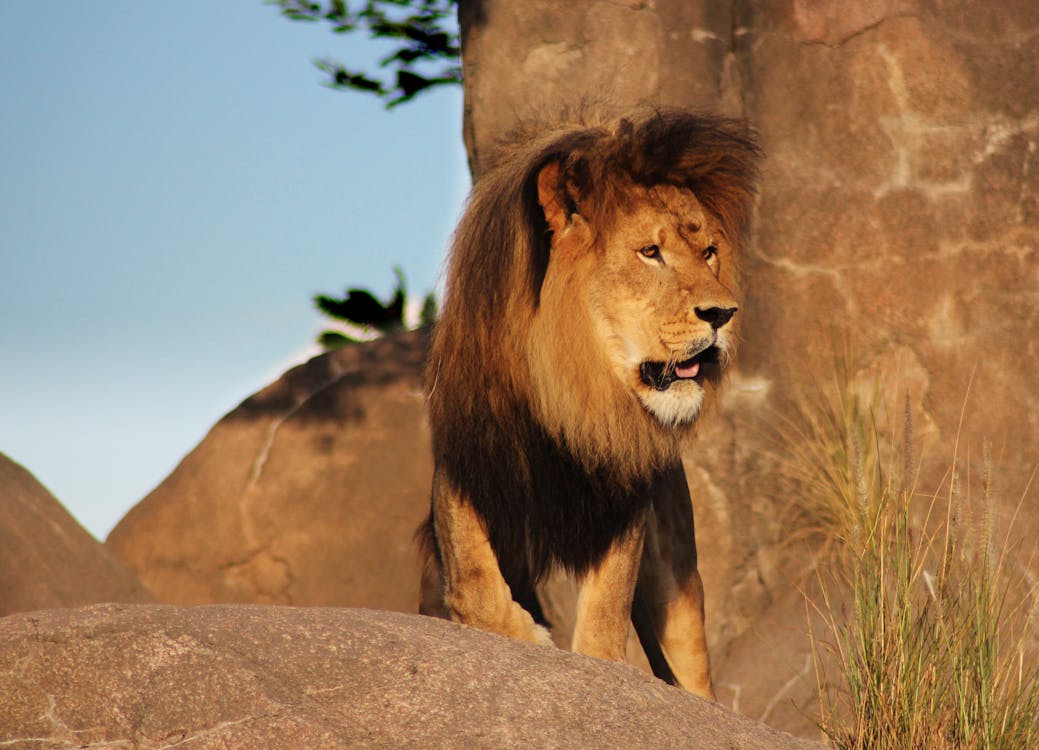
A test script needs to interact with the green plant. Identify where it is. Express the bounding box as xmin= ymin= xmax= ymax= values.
xmin=272 ymin=0 xmax=460 ymax=106
xmin=786 ymin=374 xmax=1039 ymax=749
xmin=314 ymin=266 xmax=437 ymax=349
xmin=772 ymin=356 xmax=891 ymax=561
